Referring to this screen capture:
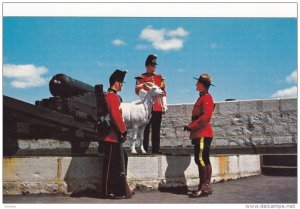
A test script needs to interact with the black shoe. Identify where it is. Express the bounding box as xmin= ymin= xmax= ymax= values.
xmin=108 ymin=193 xmax=126 ymax=199
xmin=206 ymin=184 xmax=213 ymax=195
xmin=189 ymin=189 xmax=208 ymax=198
xmin=187 ymin=190 xmax=196 ymax=195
